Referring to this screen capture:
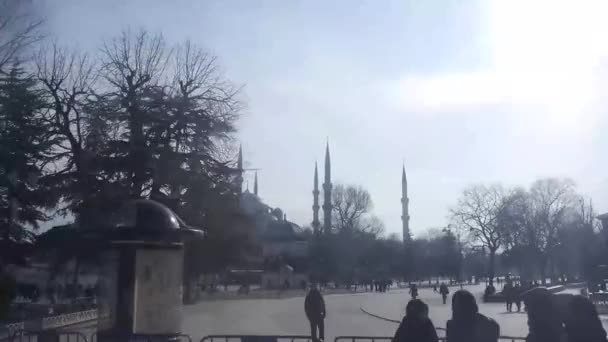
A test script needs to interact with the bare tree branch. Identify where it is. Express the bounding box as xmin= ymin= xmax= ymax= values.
xmin=0 ymin=0 xmax=43 ymax=72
